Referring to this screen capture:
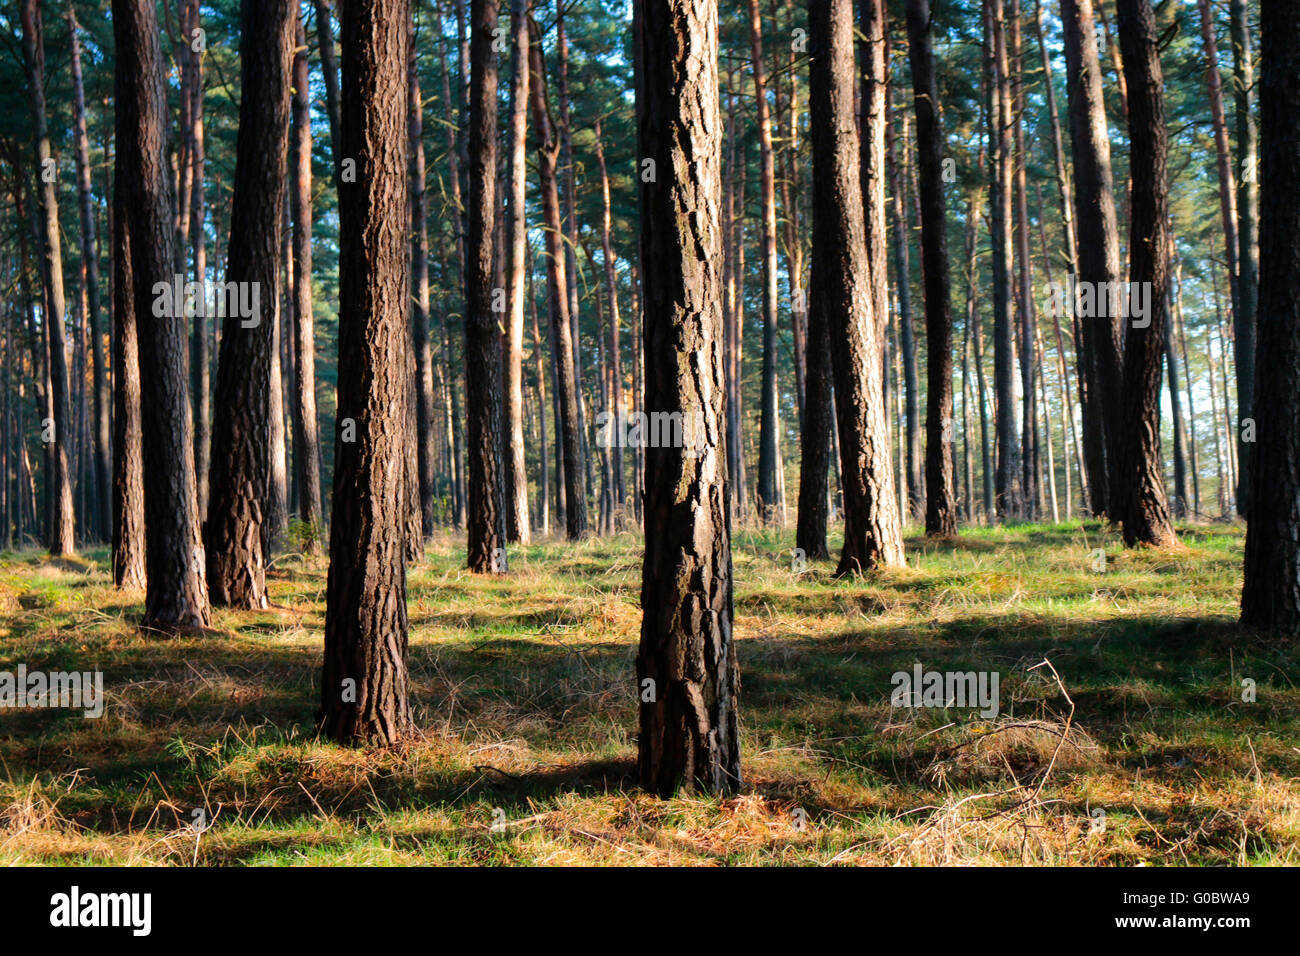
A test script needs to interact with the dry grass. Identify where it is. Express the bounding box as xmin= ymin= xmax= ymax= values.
xmin=0 ymin=520 xmax=1296 ymax=865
